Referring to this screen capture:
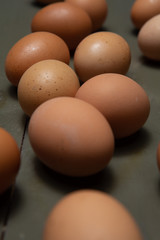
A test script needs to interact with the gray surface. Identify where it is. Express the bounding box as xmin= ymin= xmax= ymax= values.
xmin=0 ymin=0 xmax=160 ymax=239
